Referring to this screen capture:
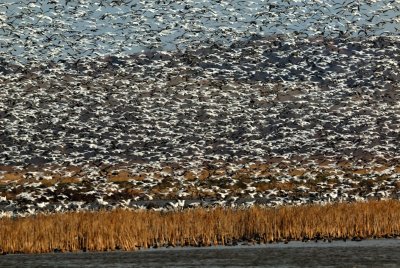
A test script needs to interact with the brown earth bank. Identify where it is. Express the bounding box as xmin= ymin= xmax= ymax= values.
xmin=1 ymin=200 xmax=400 ymax=254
